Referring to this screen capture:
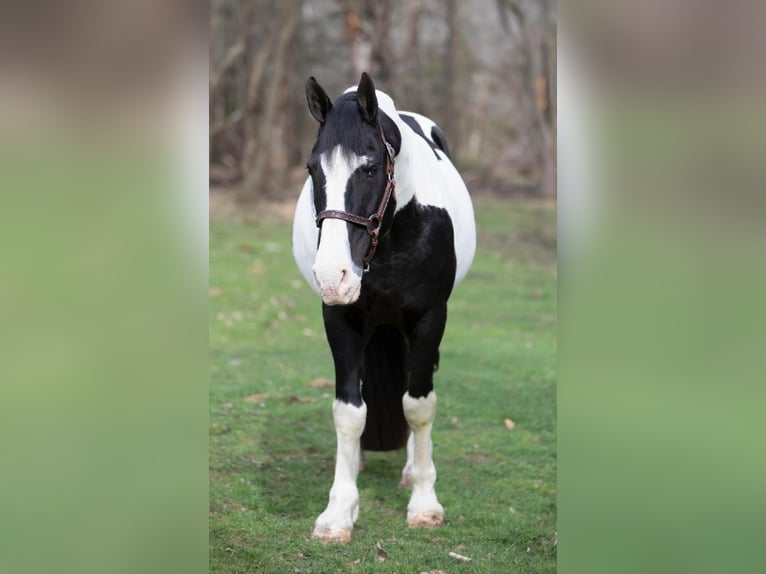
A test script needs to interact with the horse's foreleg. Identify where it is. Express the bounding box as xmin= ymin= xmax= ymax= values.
xmin=312 ymin=307 xmax=365 ymax=543
xmin=311 ymin=399 xmax=366 ymax=543
xmin=402 ymin=305 xmax=447 ymax=528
